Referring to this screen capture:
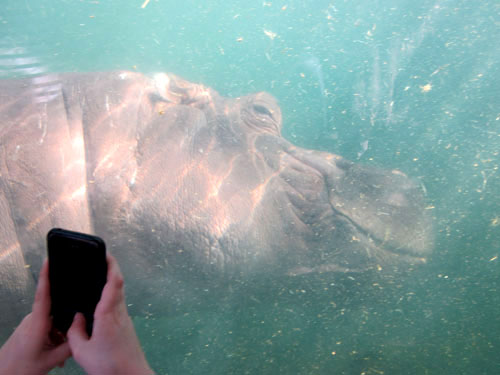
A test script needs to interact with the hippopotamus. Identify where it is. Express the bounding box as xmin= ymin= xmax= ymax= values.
xmin=0 ymin=71 xmax=432 ymax=340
